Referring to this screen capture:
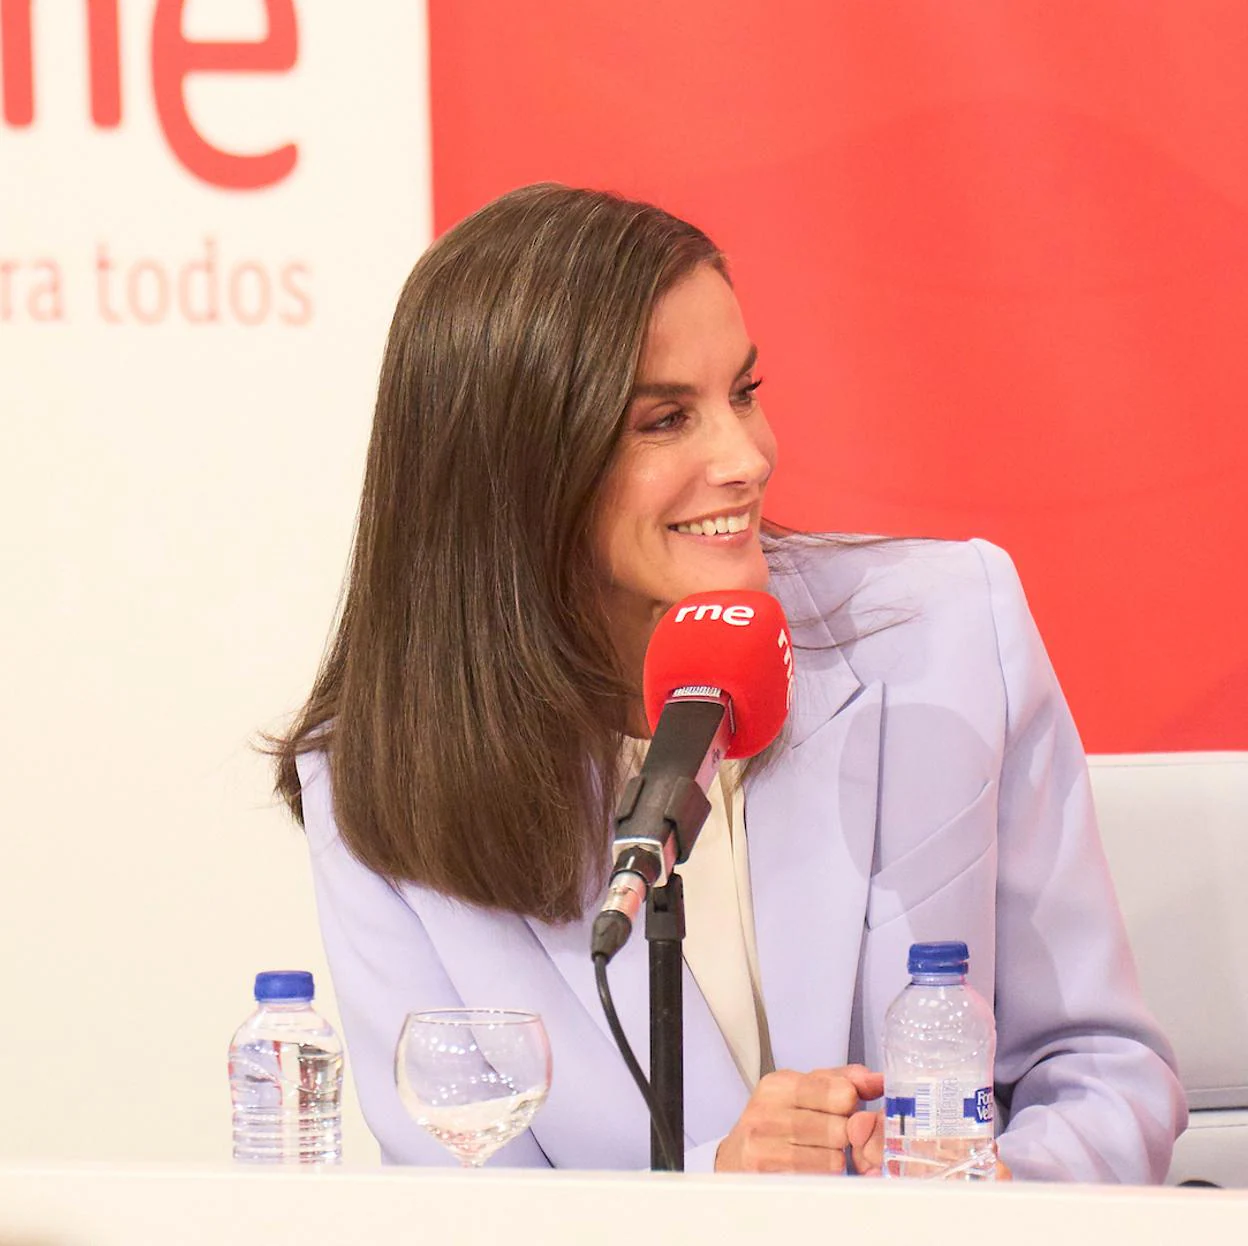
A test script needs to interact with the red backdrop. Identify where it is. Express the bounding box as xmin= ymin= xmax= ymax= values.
xmin=427 ymin=0 xmax=1248 ymax=753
